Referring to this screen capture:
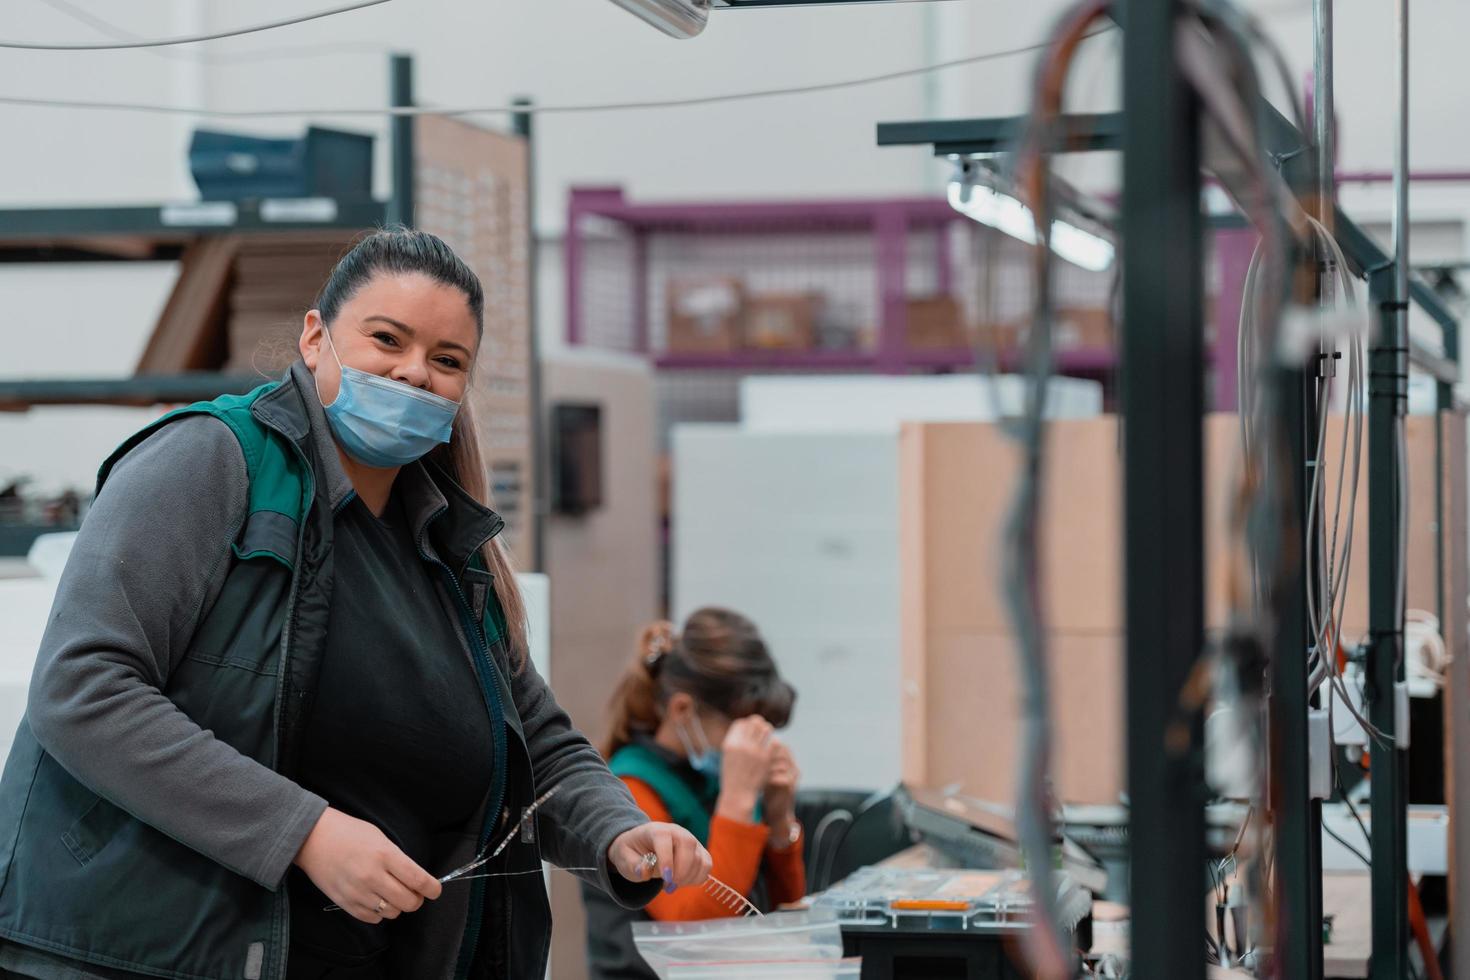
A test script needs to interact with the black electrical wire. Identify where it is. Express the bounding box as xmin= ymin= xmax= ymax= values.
xmin=1323 ymin=820 xmax=1371 ymax=869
